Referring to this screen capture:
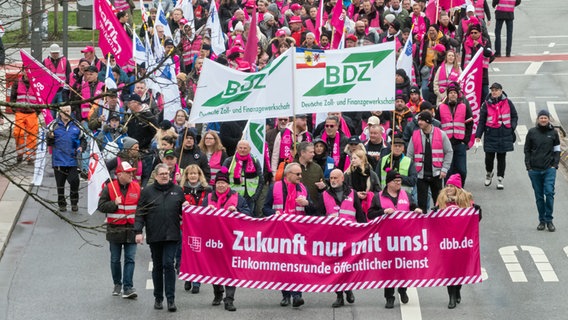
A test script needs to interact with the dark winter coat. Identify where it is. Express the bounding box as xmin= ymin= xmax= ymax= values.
xmin=524 ymin=123 xmax=560 ymax=171
xmin=135 ymin=181 xmax=185 ymax=243
xmin=475 ymin=92 xmax=518 ymax=153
